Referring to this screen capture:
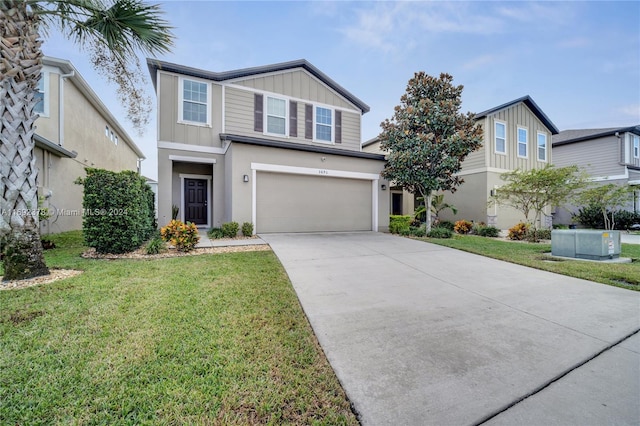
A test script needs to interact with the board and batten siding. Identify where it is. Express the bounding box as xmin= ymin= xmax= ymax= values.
xmin=157 ymin=72 xmax=223 ymax=147
xmin=224 ymin=86 xmax=361 ymax=151
xmin=233 ymin=70 xmax=356 ymax=111
xmin=484 ymin=103 xmax=552 ymax=171
xmin=553 ymin=136 xmax=626 ymax=178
